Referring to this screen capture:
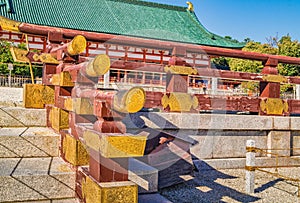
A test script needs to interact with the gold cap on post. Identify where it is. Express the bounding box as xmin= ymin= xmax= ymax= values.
xmin=113 ymin=87 xmax=146 ymax=113
xmin=86 ymin=54 xmax=110 ymax=77
xmin=67 ymin=35 xmax=87 ymax=56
